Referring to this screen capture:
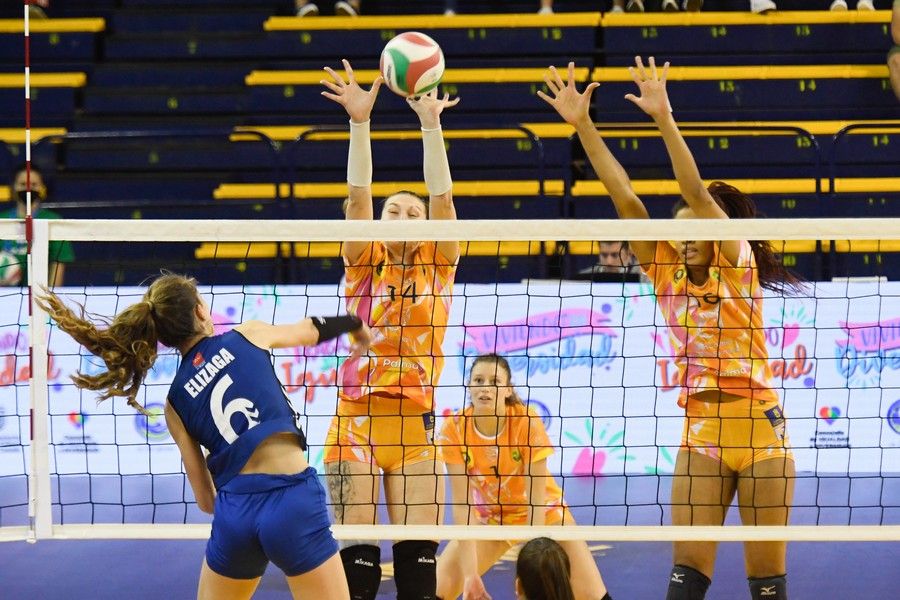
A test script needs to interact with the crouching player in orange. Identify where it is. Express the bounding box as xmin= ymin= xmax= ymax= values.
xmin=435 ymin=354 xmax=612 ymax=600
